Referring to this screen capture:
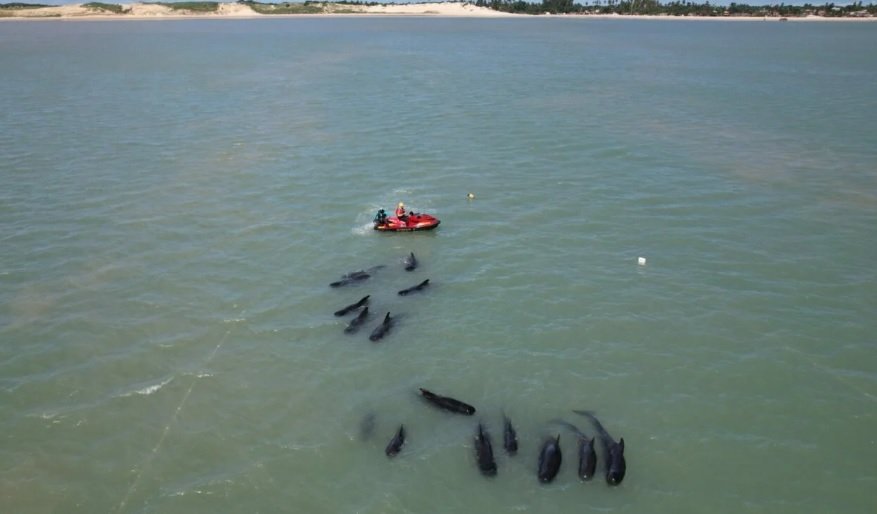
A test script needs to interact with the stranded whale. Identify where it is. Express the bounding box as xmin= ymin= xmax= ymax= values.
xmin=474 ymin=423 xmax=497 ymax=476
xmin=575 ymin=411 xmax=626 ymax=485
xmin=329 ymin=265 xmax=385 ymax=288
xmin=368 ymin=312 xmax=394 ymax=341
xmin=553 ymin=419 xmax=597 ymax=481
xmin=334 ymin=295 xmax=370 ymax=316
xmin=385 ymin=425 xmax=405 ymax=457
xmin=418 ymin=388 xmax=476 ymax=415
xmin=503 ymin=414 xmax=519 ymax=455
xmin=344 ymin=307 xmax=370 ymax=334
xmin=398 ymin=279 xmax=430 ymax=296
xmin=537 ymin=434 xmax=562 ymax=483
xmin=404 ymin=252 xmax=418 ymax=271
